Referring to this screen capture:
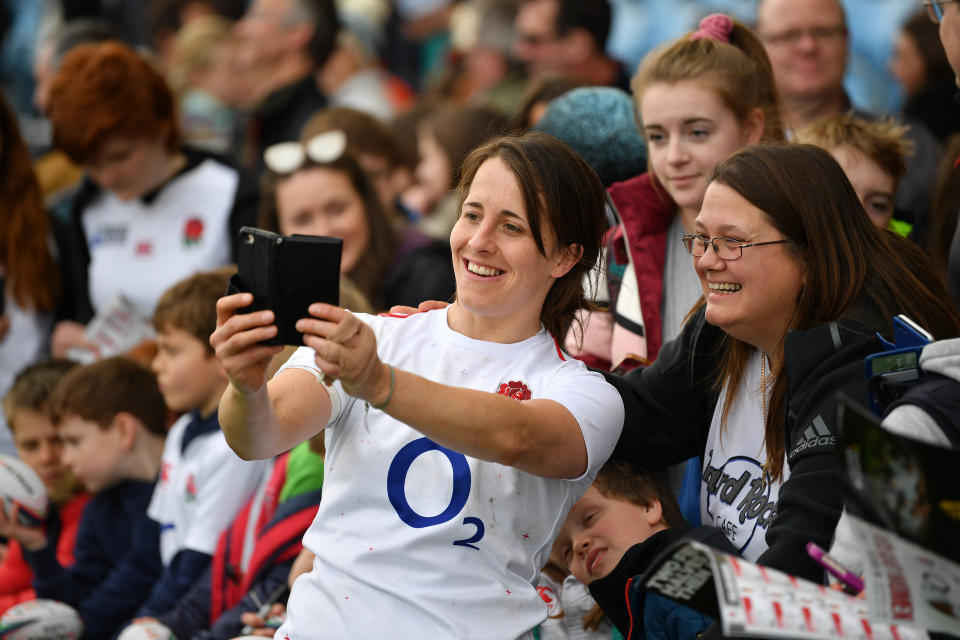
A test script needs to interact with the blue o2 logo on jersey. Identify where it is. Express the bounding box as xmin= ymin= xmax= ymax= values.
xmin=387 ymin=437 xmax=485 ymax=549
